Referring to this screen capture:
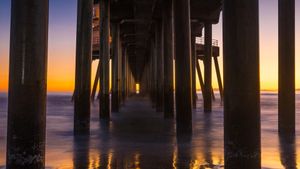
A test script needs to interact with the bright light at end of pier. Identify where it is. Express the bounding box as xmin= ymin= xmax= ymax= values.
xmin=136 ymin=83 xmax=140 ymax=94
